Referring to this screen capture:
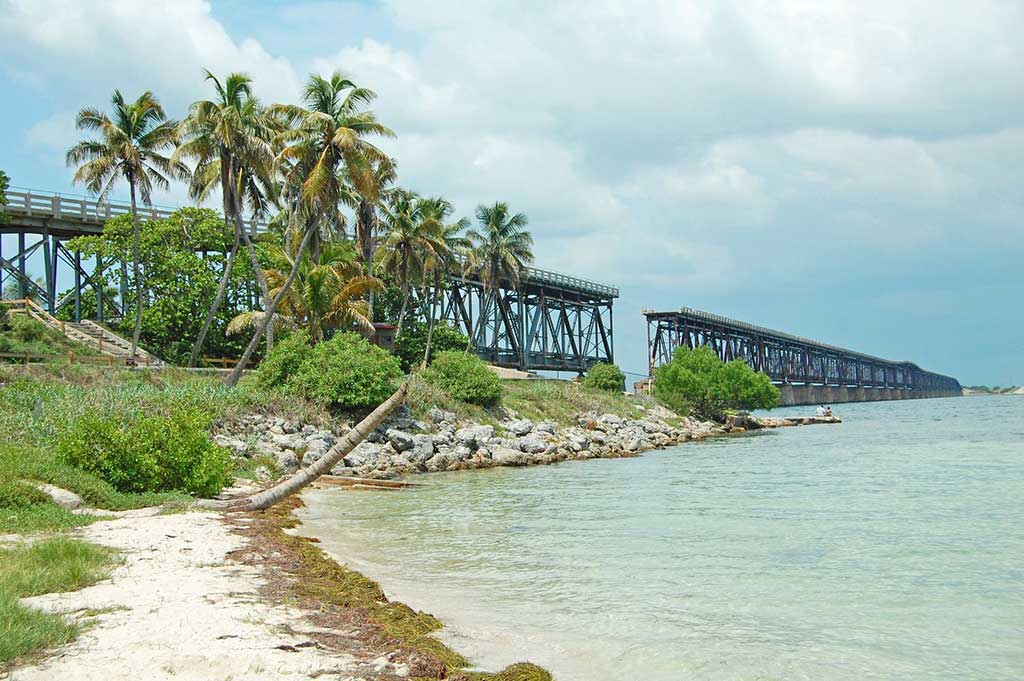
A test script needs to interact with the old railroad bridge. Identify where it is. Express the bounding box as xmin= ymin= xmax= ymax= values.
xmin=645 ymin=307 xmax=962 ymax=405
xmin=1 ymin=188 xmax=616 ymax=373
xmin=1 ymin=188 xmax=963 ymax=401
